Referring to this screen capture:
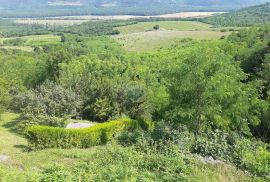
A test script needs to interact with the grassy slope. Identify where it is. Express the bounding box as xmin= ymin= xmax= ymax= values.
xmin=0 ymin=112 xmax=255 ymax=181
xmin=116 ymin=21 xmax=213 ymax=34
xmin=113 ymin=30 xmax=229 ymax=52
xmin=0 ymin=46 xmax=34 ymax=52
xmin=113 ymin=21 xmax=231 ymax=52
xmin=0 ymin=34 xmax=60 ymax=51
xmin=203 ymin=3 xmax=270 ymax=26
xmin=0 ymin=34 xmax=60 ymax=46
